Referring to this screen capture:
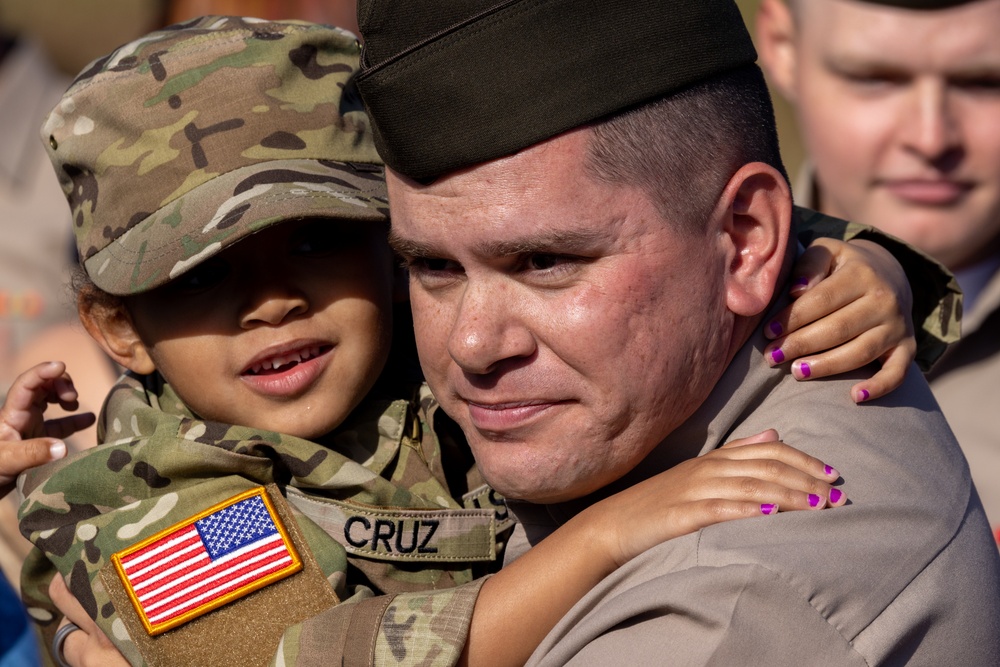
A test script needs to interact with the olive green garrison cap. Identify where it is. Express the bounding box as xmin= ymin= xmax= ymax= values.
xmin=356 ymin=0 xmax=757 ymax=182
xmin=43 ymin=16 xmax=388 ymax=296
